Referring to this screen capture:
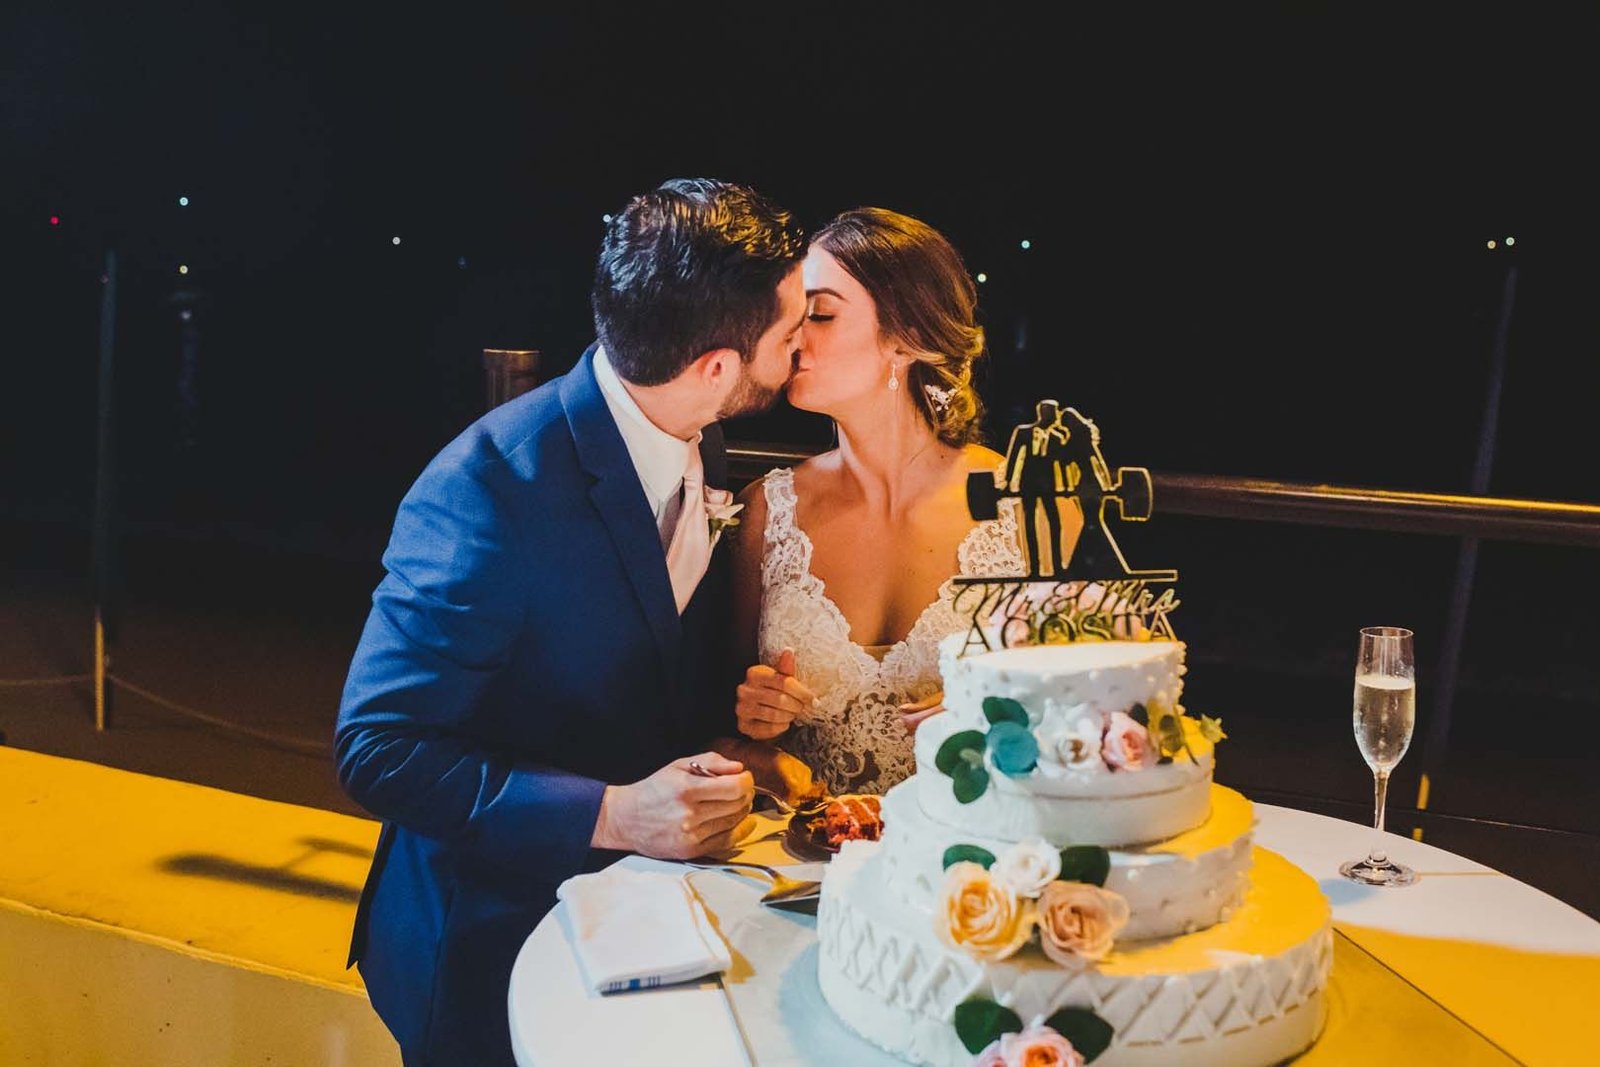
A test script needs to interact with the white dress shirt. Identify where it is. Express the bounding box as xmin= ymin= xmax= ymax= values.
xmin=592 ymin=346 xmax=702 ymax=549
